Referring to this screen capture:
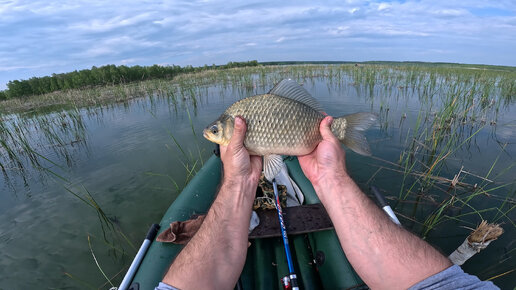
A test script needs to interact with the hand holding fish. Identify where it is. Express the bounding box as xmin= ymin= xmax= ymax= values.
xmin=219 ymin=116 xmax=263 ymax=187
xmin=204 ymin=79 xmax=377 ymax=182
xmin=298 ymin=116 xmax=350 ymax=192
